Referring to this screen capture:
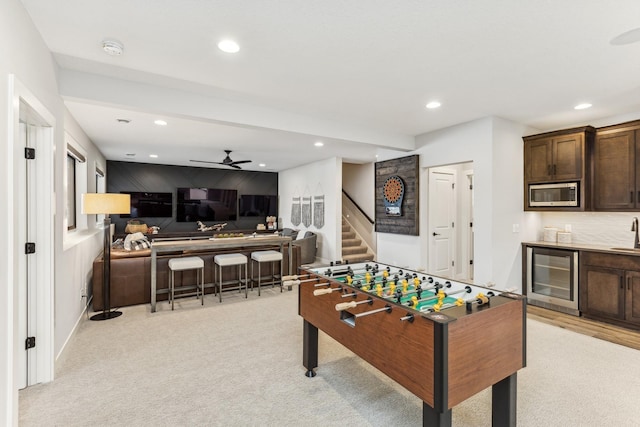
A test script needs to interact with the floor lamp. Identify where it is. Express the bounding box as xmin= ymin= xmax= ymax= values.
xmin=82 ymin=193 xmax=131 ymax=321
